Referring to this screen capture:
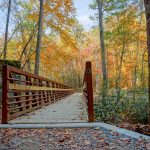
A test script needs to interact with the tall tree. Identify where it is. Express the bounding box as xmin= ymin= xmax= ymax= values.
xmin=90 ymin=0 xmax=139 ymax=100
xmin=3 ymin=0 xmax=11 ymax=59
xmin=96 ymin=0 xmax=108 ymax=94
xmin=34 ymin=0 xmax=44 ymax=75
xmin=144 ymin=0 xmax=150 ymax=124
